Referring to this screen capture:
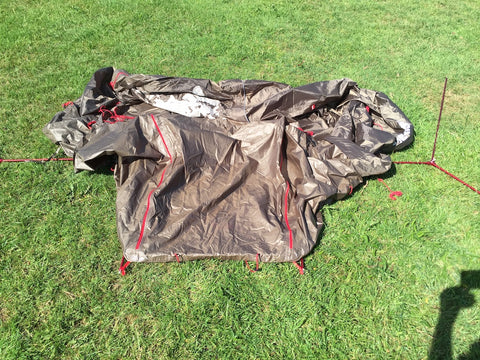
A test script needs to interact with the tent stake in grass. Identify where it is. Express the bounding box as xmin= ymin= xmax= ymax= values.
xmin=394 ymin=78 xmax=480 ymax=195
xmin=0 ymin=146 xmax=74 ymax=164
xmin=0 ymin=157 xmax=74 ymax=164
